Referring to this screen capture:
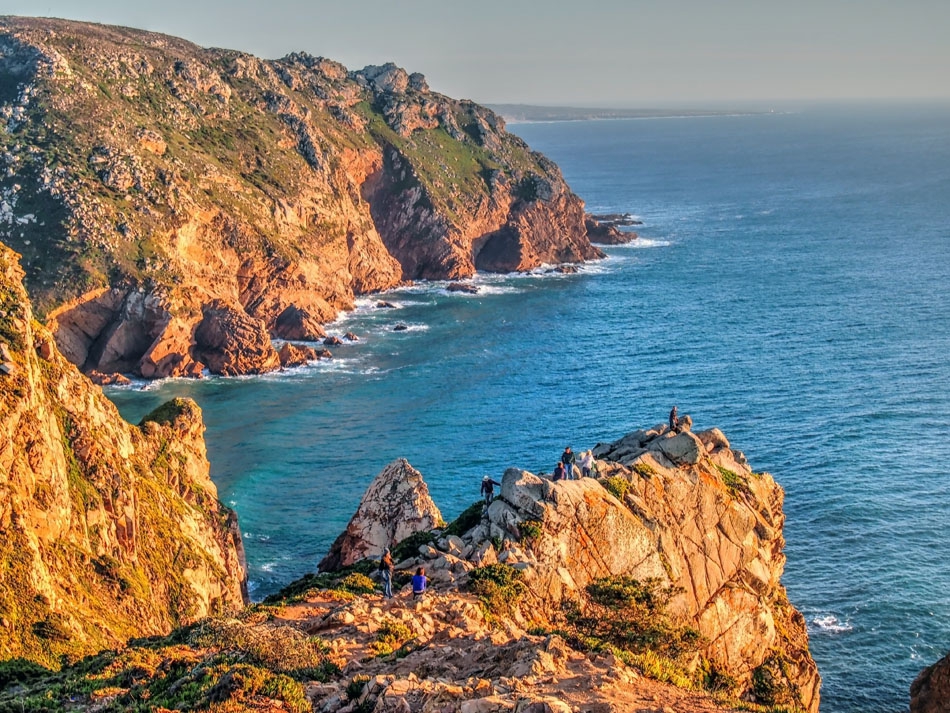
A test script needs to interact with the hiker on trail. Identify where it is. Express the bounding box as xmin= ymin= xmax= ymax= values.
xmin=481 ymin=475 xmax=502 ymax=505
xmin=379 ymin=547 xmax=394 ymax=599
xmin=553 ymin=462 xmax=567 ymax=481
xmin=669 ymin=406 xmax=679 ymax=433
xmin=579 ymin=449 xmax=594 ymax=478
xmin=561 ymin=446 xmax=577 ymax=480
xmin=412 ymin=567 xmax=427 ymax=598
